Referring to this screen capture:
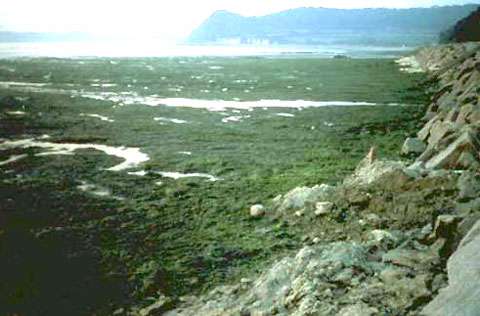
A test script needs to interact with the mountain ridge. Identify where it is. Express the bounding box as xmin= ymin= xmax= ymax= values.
xmin=188 ymin=5 xmax=480 ymax=46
